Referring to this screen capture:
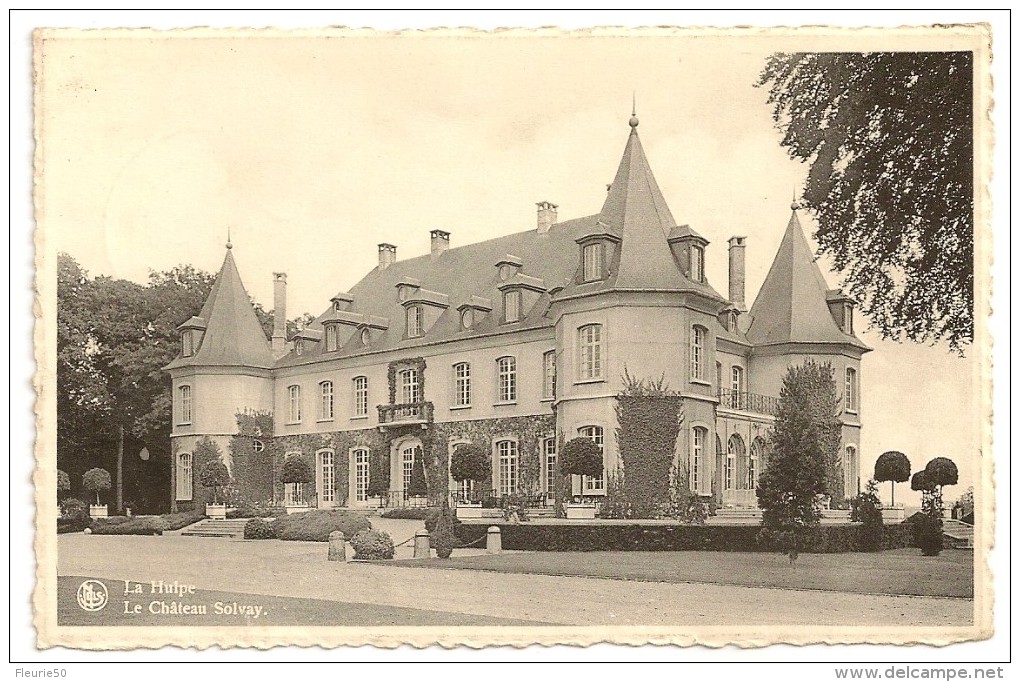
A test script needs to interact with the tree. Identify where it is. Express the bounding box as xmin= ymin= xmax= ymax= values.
xmin=849 ymin=479 xmax=884 ymax=551
xmin=873 ymin=450 xmax=911 ymax=506
xmin=756 ymin=360 xmax=842 ymax=561
xmin=922 ymin=456 xmax=959 ymax=523
xmin=407 ymin=449 xmax=428 ymax=498
xmin=450 ymin=443 xmax=489 ymax=502
xmin=910 ymin=469 xmax=942 ymax=556
xmin=82 ymin=468 xmax=112 ymax=506
xmin=281 ymin=454 xmax=314 ymax=505
xmin=198 ymin=459 xmax=231 ymax=504
xmin=57 ymin=470 xmax=71 ymax=500
xmin=758 ymin=52 xmax=973 ymax=351
xmin=561 ymin=437 xmax=603 ymax=501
